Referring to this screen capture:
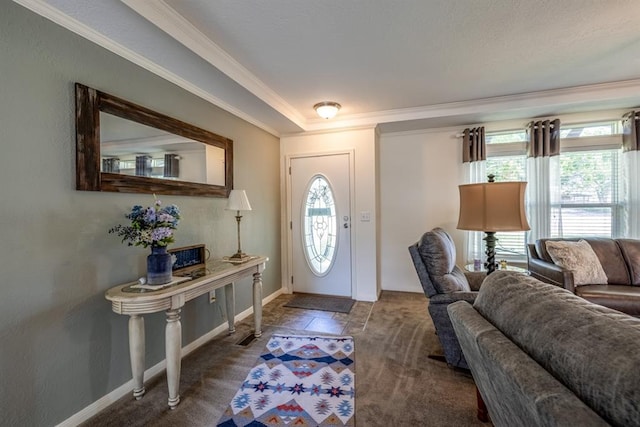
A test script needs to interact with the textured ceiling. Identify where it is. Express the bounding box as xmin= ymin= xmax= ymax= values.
xmin=19 ymin=0 xmax=640 ymax=134
xmin=166 ymin=0 xmax=640 ymax=116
